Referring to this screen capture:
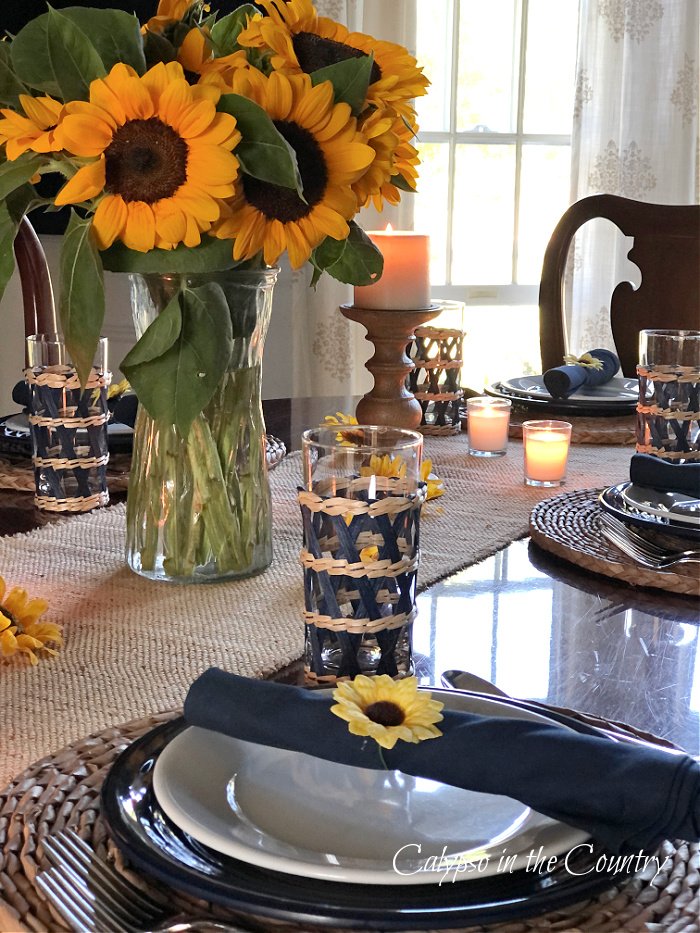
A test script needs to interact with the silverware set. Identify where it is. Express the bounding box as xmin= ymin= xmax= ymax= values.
xmin=599 ymin=512 xmax=700 ymax=569
xmin=37 ymin=830 xmax=247 ymax=933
